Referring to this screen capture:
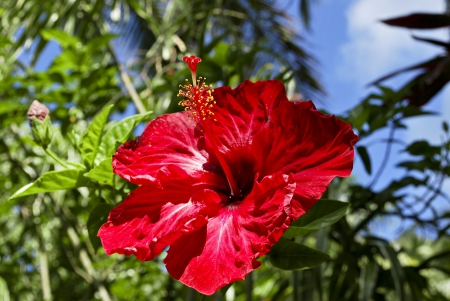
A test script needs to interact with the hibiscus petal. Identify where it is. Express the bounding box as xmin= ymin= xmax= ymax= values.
xmin=211 ymin=80 xmax=288 ymax=152
xmin=164 ymin=172 xmax=296 ymax=295
xmin=253 ymin=100 xmax=358 ymax=214
xmin=113 ymin=112 xmax=224 ymax=186
xmin=98 ymin=167 xmax=222 ymax=261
